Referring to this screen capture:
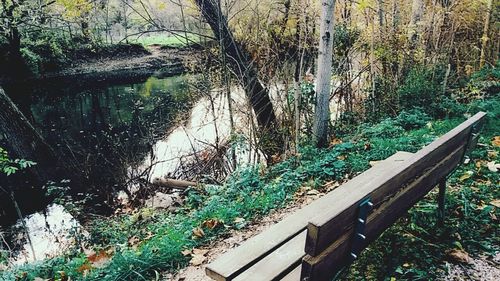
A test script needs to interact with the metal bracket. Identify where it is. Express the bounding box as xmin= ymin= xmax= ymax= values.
xmin=350 ymin=197 xmax=373 ymax=261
